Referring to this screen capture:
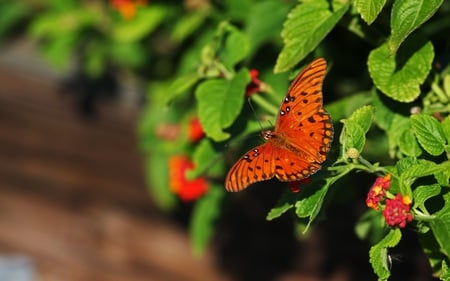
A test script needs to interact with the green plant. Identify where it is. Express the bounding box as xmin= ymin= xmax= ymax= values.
xmin=3 ymin=0 xmax=450 ymax=280
xmin=139 ymin=1 xmax=450 ymax=280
